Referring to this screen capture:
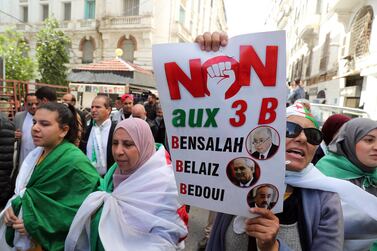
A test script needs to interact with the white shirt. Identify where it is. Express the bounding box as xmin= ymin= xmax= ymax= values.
xmin=19 ymin=112 xmax=36 ymax=166
xmin=259 ymin=143 xmax=272 ymax=159
xmin=86 ymin=118 xmax=111 ymax=175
